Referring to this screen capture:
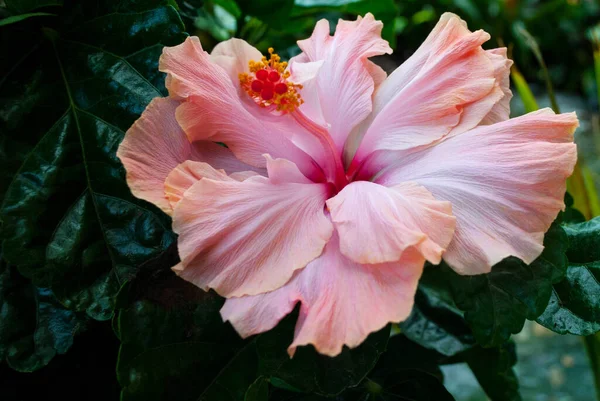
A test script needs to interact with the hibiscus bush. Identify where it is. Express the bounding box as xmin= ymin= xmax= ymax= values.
xmin=1 ymin=1 xmax=599 ymax=401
